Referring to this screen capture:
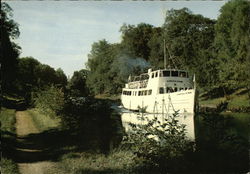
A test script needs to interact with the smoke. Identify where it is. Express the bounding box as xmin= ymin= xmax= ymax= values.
xmin=112 ymin=55 xmax=150 ymax=80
